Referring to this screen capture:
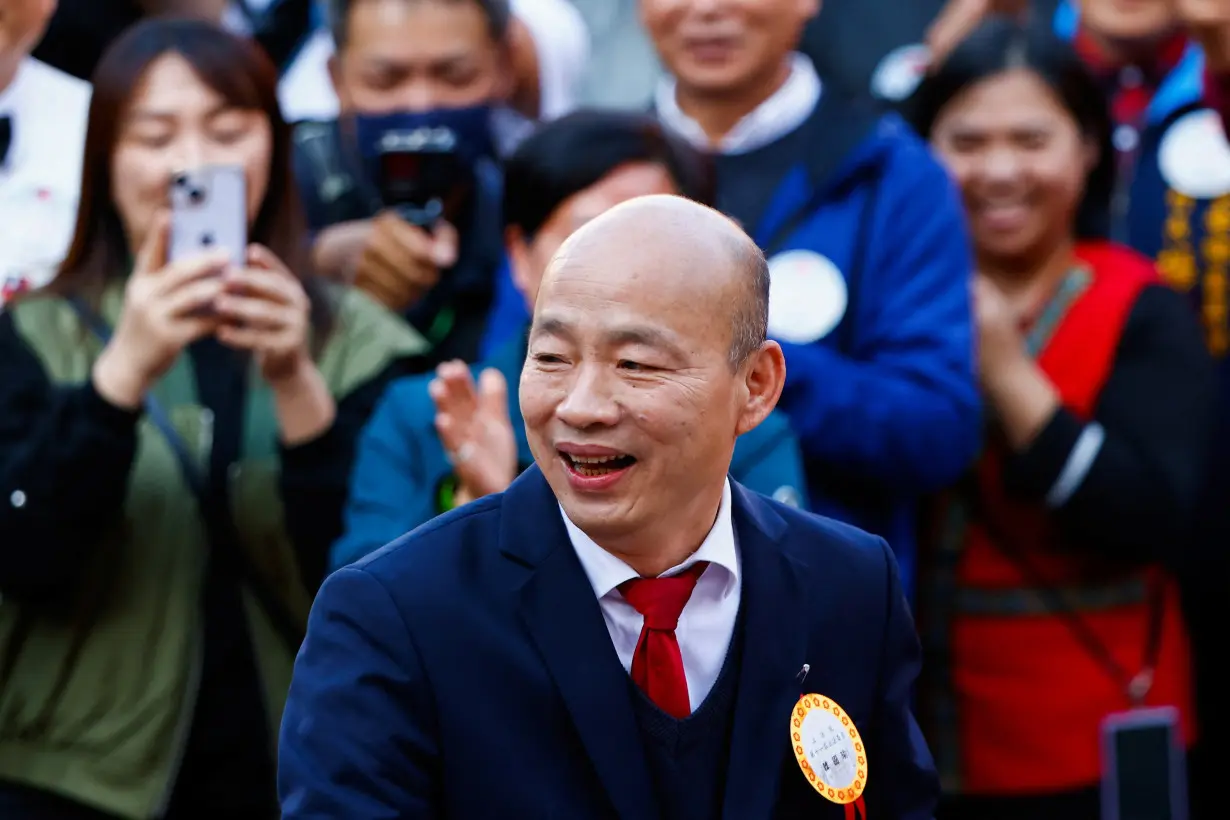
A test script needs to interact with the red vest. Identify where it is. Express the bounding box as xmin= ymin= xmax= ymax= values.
xmin=946 ymin=242 xmax=1195 ymax=794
